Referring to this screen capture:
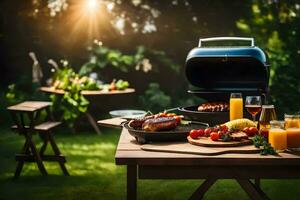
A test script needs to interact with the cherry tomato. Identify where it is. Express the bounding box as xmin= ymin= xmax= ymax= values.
xmin=210 ymin=132 xmax=219 ymax=141
xmin=212 ymin=127 xmax=219 ymax=132
xmin=217 ymin=130 xmax=224 ymax=138
xmin=220 ymin=124 xmax=228 ymax=133
xmin=197 ymin=129 xmax=205 ymax=137
xmin=189 ymin=129 xmax=200 ymax=139
xmin=243 ymin=127 xmax=250 ymax=133
xmin=204 ymin=128 xmax=212 ymax=137
xmin=248 ymin=127 xmax=258 ymax=136
xmin=260 ymin=128 xmax=269 ymax=139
